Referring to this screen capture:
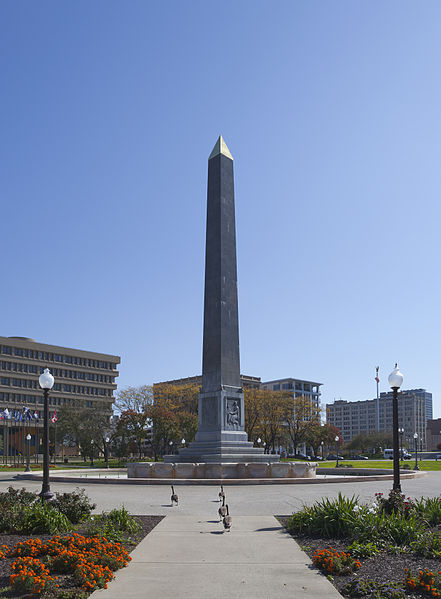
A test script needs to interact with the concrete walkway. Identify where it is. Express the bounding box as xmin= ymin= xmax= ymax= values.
xmin=93 ymin=514 xmax=343 ymax=599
